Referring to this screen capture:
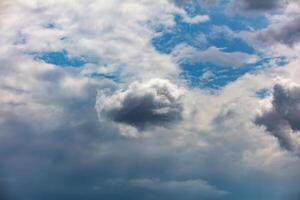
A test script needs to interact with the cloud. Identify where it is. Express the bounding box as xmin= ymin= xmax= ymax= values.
xmin=171 ymin=44 xmax=259 ymax=68
xmin=254 ymin=15 xmax=300 ymax=47
xmin=228 ymin=0 xmax=288 ymax=14
xmin=181 ymin=14 xmax=210 ymax=24
xmin=96 ymin=79 xmax=183 ymax=131
xmin=227 ymin=0 xmax=300 ymax=16
xmin=96 ymin=179 xmax=229 ymax=200
xmin=1 ymin=0 xmax=300 ymax=200
xmin=168 ymin=1 xmax=210 ymax=24
xmin=255 ymin=81 xmax=300 ymax=156
xmin=1 ymin=0 xmax=181 ymax=79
